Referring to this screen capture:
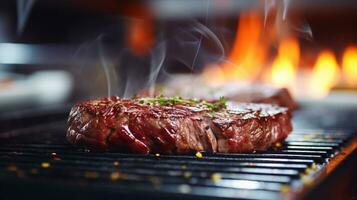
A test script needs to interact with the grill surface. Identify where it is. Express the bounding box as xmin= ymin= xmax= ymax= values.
xmin=0 ymin=107 xmax=356 ymax=200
